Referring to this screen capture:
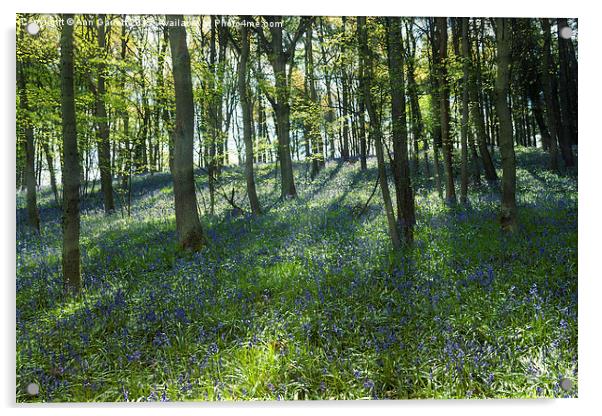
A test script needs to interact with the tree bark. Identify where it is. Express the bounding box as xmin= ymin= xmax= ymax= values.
xmin=238 ymin=18 xmax=262 ymax=215
xmin=556 ymin=18 xmax=576 ymax=167
xmin=427 ymin=19 xmax=444 ymax=199
xmin=495 ymin=18 xmax=518 ymax=232
xmin=17 ymin=52 xmax=40 ymax=232
xmin=305 ymin=20 xmax=324 ymax=177
xmin=95 ymin=14 xmax=115 ymax=213
xmin=256 ymin=16 xmax=307 ymax=198
xmin=405 ymin=24 xmax=425 ymax=176
xmin=435 ymin=17 xmax=457 ymax=204
xmin=459 ymin=18 xmax=470 ymax=204
xmin=168 ymin=14 xmax=205 ymax=250
xmin=42 ymin=138 xmax=60 ymax=206
xmin=358 ymin=16 xmax=401 ymax=250
xmin=541 ymin=18 xmax=560 ymax=172
xmin=470 ymin=19 xmax=498 ymax=182
xmin=340 ymin=18 xmax=351 ymax=162
xmin=60 ymin=15 xmax=81 ymax=293
xmin=387 ymin=17 xmax=416 ymax=245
